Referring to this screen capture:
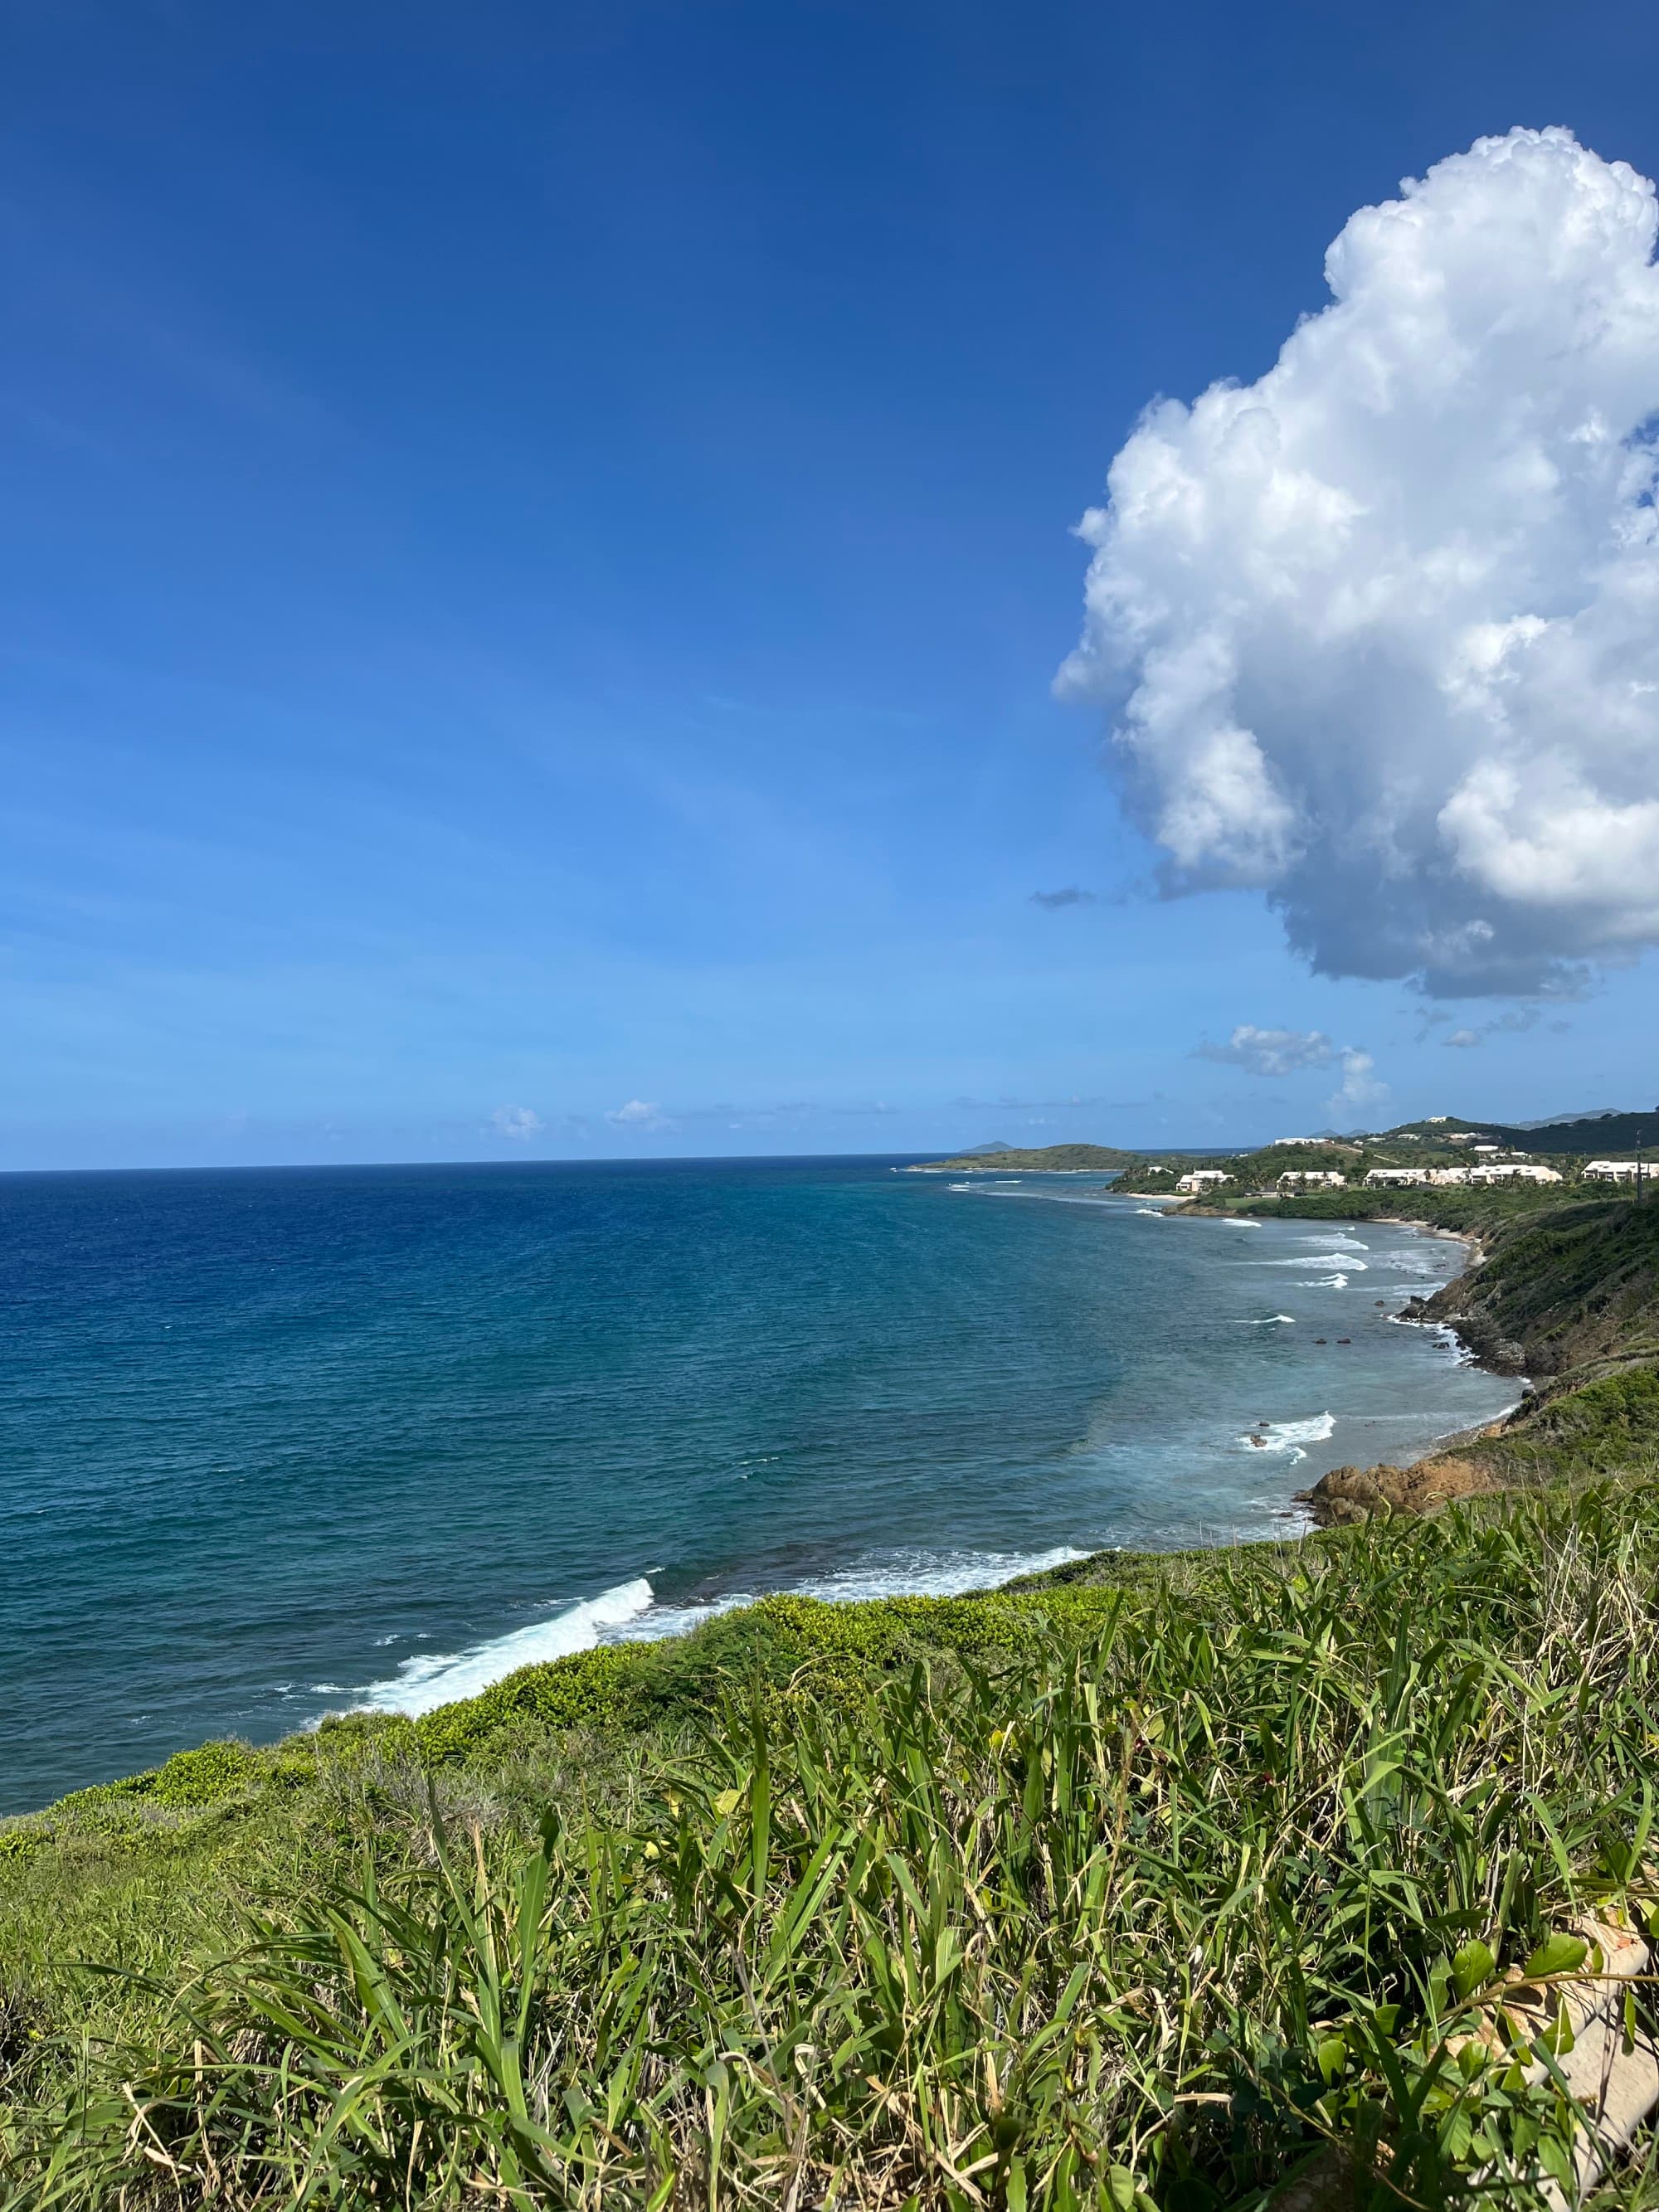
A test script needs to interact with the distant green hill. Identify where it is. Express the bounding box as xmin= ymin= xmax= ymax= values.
xmin=1476 ymin=1108 xmax=1659 ymax=1156
xmin=910 ymin=1142 xmax=1136 ymax=1172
